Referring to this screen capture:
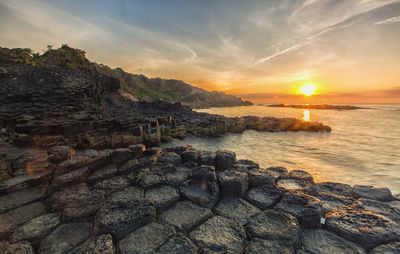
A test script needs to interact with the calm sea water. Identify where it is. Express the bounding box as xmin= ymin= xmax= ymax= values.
xmin=166 ymin=105 xmax=400 ymax=194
